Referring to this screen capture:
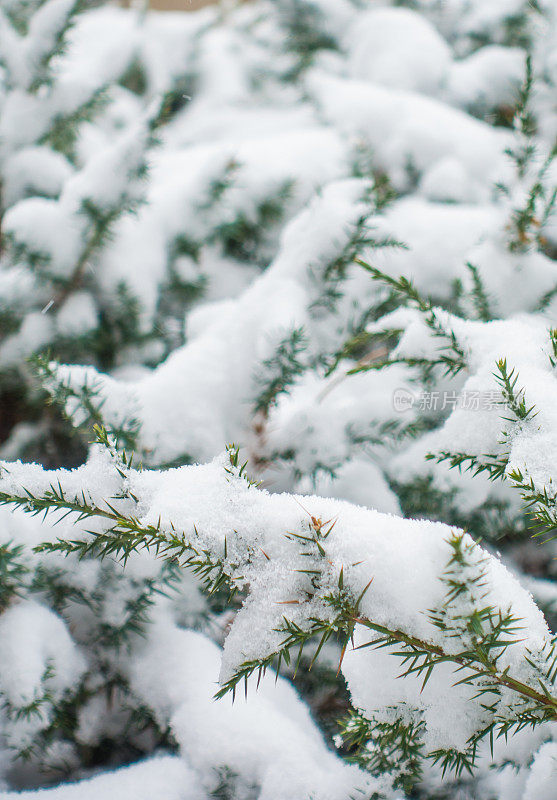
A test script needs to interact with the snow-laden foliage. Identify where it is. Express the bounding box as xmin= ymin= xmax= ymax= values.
xmin=0 ymin=0 xmax=556 ymax=798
